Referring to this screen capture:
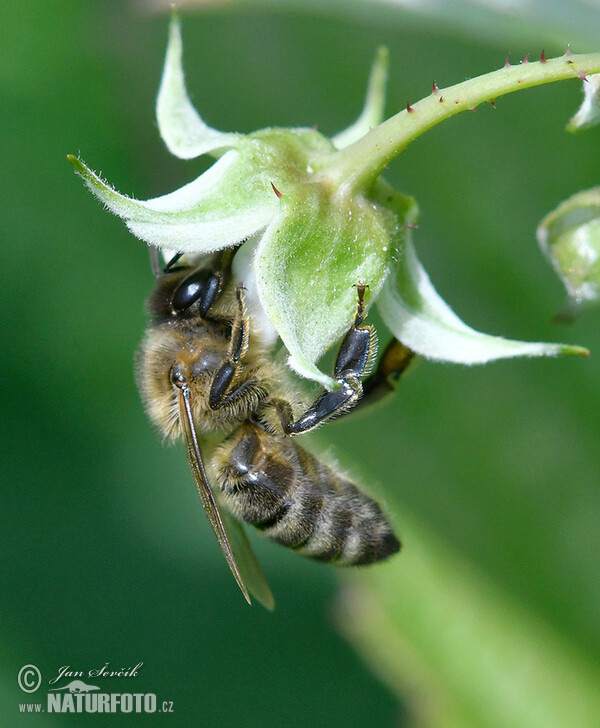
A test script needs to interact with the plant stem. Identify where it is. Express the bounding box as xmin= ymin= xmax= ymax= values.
xmin=320 ymin=52 xmax=600 ymax=195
